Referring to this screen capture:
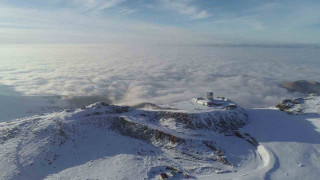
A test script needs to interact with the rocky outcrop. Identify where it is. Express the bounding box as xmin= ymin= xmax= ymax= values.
xmin=108 ymin=116 xmax=232 ymax=165
xmin=149 ymin=110 xmax=248 ymax=134
xmin=276 ymin=94 xmax=320 ymax=114
xmin=276 ymin=98 xmax=304 ymax=112
xmin=110 ymin=117 xmax=185 ymax=144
